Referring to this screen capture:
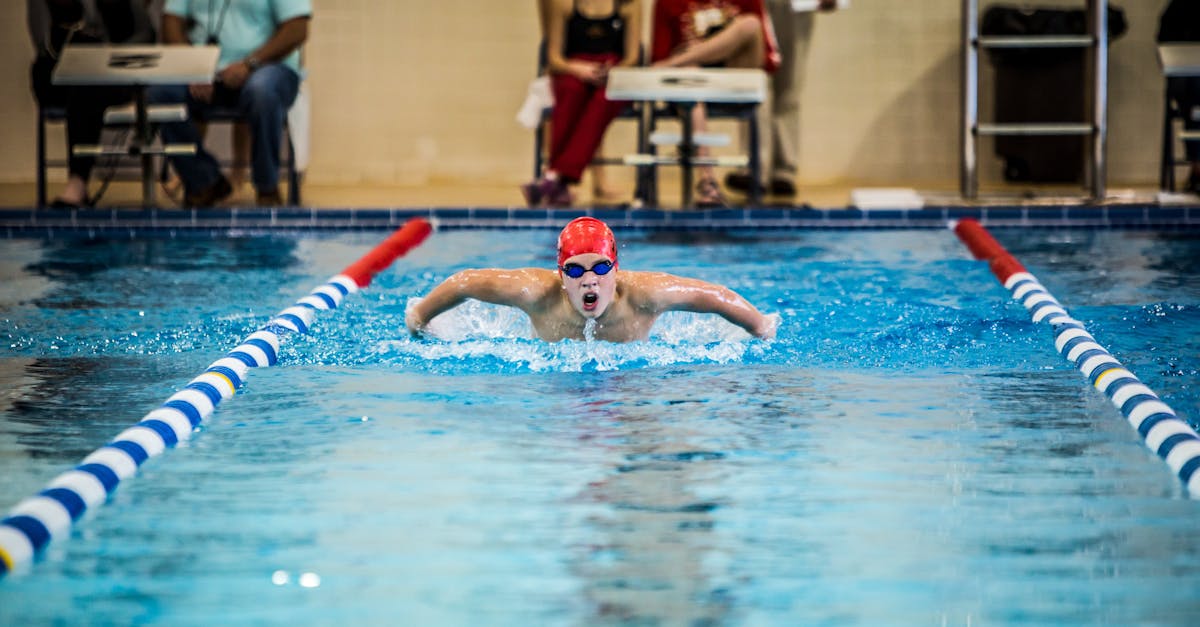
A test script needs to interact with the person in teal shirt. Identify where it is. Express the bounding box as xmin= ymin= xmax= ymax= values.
xmin=1159 ymin=0 xmax=1200 ymax=194
xmin=148 ymin=0 xmax=311 ymax=207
